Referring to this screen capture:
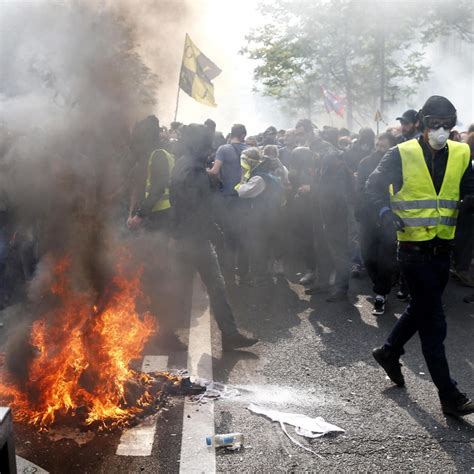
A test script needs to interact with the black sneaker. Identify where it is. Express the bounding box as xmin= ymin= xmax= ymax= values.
xmin=222 ymin=332 xmax=259 ymax=351
xmin=372 ymin=346 xmax=405 ymax=387
xmin=372 ymin=295 xmax=386 ymax=315
xmin=440 ymin=392 xmax=474 ymax=417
